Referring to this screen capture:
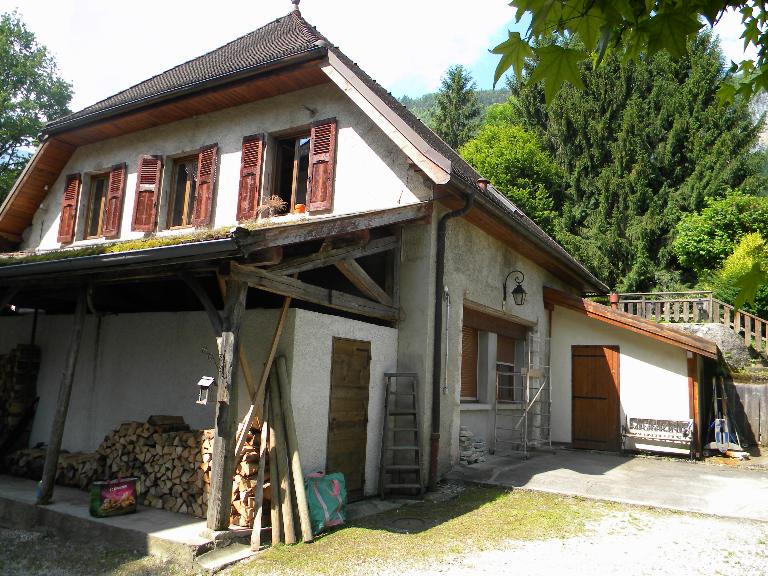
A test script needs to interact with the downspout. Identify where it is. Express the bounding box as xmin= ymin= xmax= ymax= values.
xmin=429 ymin=178 xmax=487 ymax=490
